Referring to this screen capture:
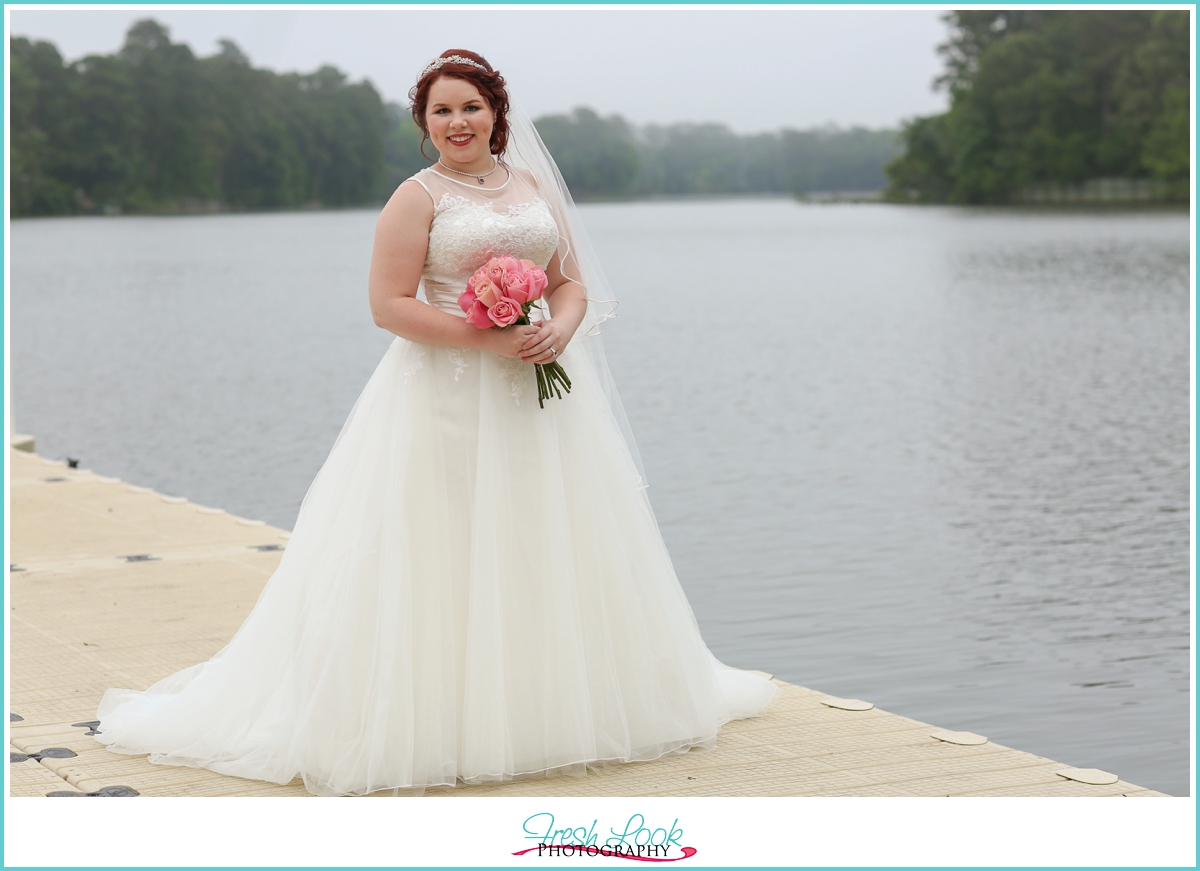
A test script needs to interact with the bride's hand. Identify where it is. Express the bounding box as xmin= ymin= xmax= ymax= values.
xmin=519 ymin=318 xmax=569 ymax=364
xmin=483 ymin=324 xmax=541 ymax=359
